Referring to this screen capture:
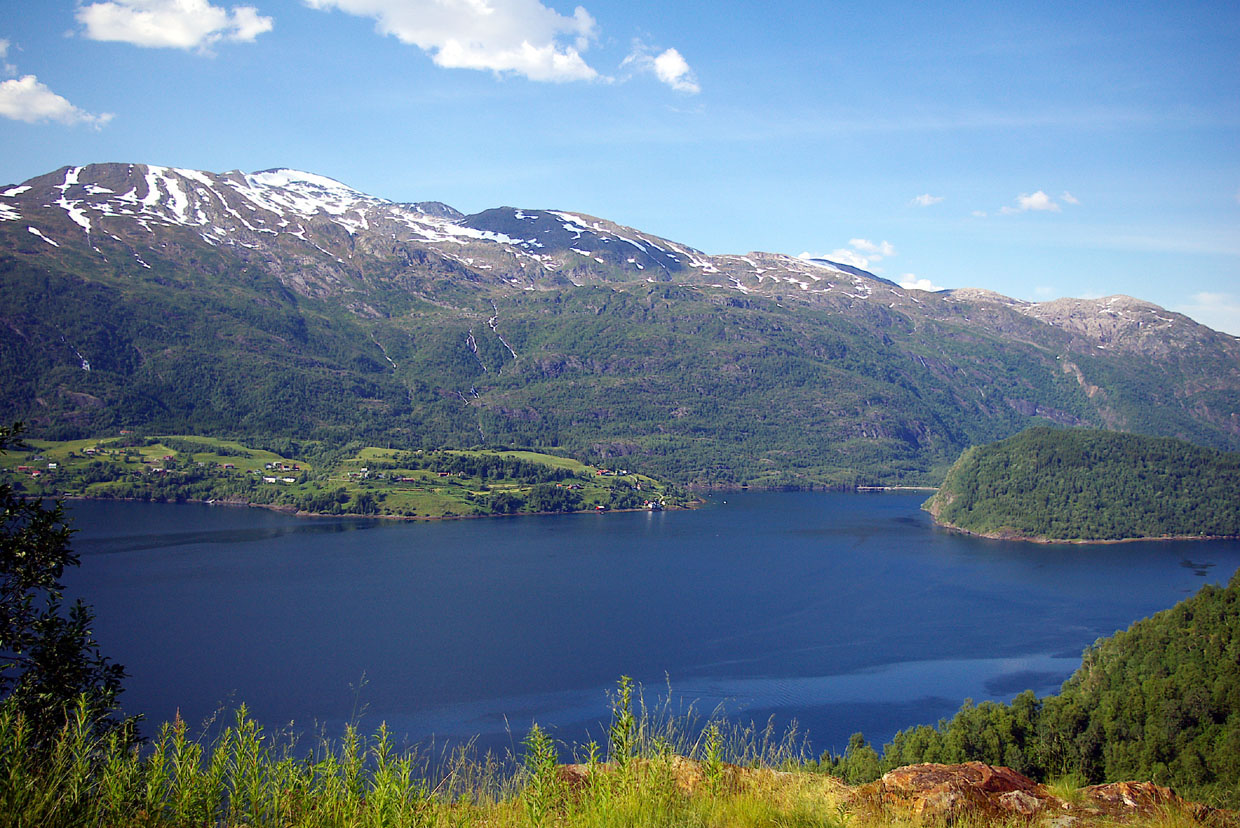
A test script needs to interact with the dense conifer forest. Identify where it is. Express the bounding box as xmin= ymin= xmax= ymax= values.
xmin=925 ymin=427 xmax=1240 ymax=541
